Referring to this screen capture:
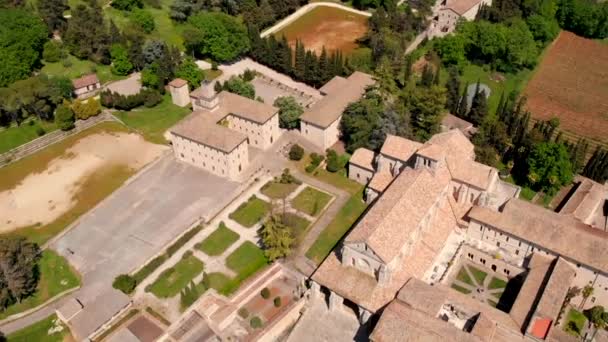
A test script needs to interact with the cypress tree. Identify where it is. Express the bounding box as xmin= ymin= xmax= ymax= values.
xmin=420 ymin=64 xmax=434 ymax=87
xmin=468 ymin=90 xmax=488 ymax=126
xmin=294 ymin=40 xmax=306 ymax=80
xmin=457 ymin=82 xmax=469 ymax=118
xmin=445 ymin=67 xmax=460 ymax=114
xmin=433 ymin=63 xmax=441 ymax=86
xmin=318 ymin=46 xmax=329 ymax=85
xmin=496 ymin=91 xmax=506 ymax=118
xmin=404 ymin=55 xmax=413 ymax=81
